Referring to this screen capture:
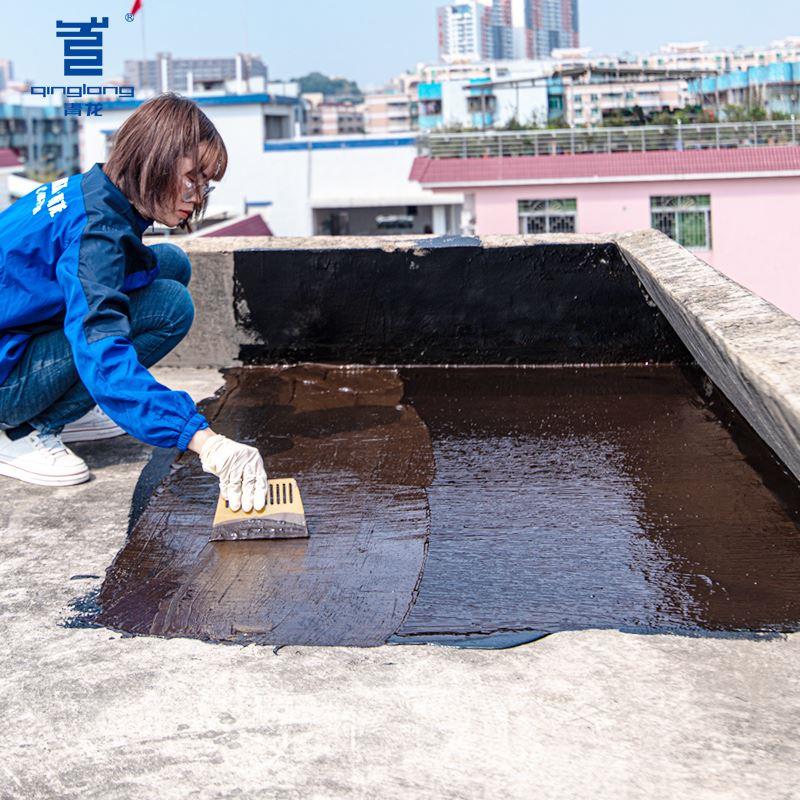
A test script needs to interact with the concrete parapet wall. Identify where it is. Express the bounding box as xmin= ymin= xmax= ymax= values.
xmin=163 ymin=232 xmax=800 ymax=481
xmin=616 ymin=229 xmax=800 ymax=484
